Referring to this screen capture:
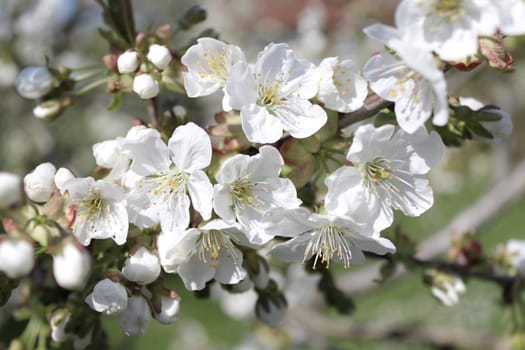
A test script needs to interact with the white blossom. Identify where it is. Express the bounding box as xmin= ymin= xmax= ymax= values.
xmin=15 ymin=66 xmax=53 ymax=99
xmin=225 ymin=43 xmax=327 ymax=143
xmin=213 ymin=145 xmax=301 ymax=244
xmin=50 ymin=309 xmax=70 ymax=342
xmin=0 ymin=172 xmax=22 ymax=209
xmin=54 ymin=167 xmax=75 ymax=193
xmin=269 ymin=208 xmax=395 ymax=268
xmin=122 ymin=122 xmax=213 ymax=232
xmin=181 ymin=37 xmax=245 ymax=110
xmin=24 ymin=162 xmax=57 ymax=202
xmin=492 ymin=0 xmax=525 ymax=35
xmin=85 ymin=278 xmax=128 ymax=315
xmin=119 ymin=295 xmax=152 ymax=336
xmin=317 ymin=57 xmax=368 ymax=113
xmin=52 ymin=240 xmax=91 ymax=290
xmin=121 ymin=246 xmax=161 ymax=285
xmin=325 ymin=124 xmax=444 ymax=232
xmin=147 ymin=44 xmax=172 ymax=70
xmin=0 ymin=237 xmax=34 ymax=278
xmin=63 ymin=177 xmax=128 ymax=246
xmin=395 ymin=0 xmax=499 ymax=61
xmin=431 ymin=274 xmax=466 ymax=307
xmin=117 ymin=50 xmax=139 ymax=74
xmin=154 ymin=294 xmax=181 ymax=324
xmin=133 ymin=74 xmax=159 ymax=99
xmin=157 ymin=220 xmax=248 ymax=291
xmin=363 ymin=24 xmax=449 ymax=133
xmin=498 ymin=239 xmax=525 ymax=274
